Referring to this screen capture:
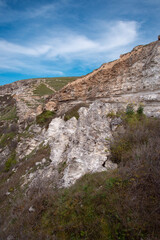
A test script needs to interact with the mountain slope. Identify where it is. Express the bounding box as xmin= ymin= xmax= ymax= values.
xmin=47 ymin=40 xmax=160 ymax=117
xmin=0 ymin=77 xmax=79 ymax=124
xmin=0 ymin=39 xmax=160 ymax=239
